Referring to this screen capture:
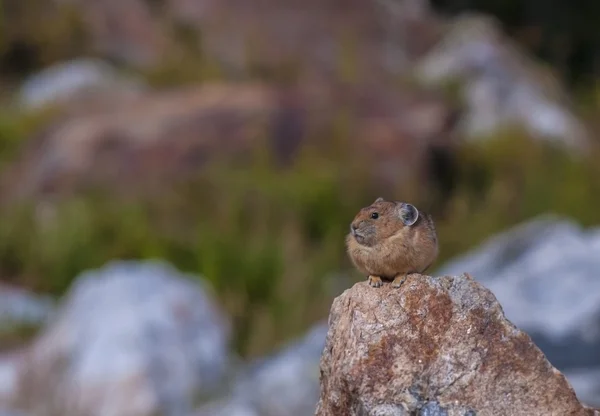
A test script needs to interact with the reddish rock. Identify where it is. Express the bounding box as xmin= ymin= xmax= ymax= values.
xmin=315 ymin=273 xmax=600 ymax=416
